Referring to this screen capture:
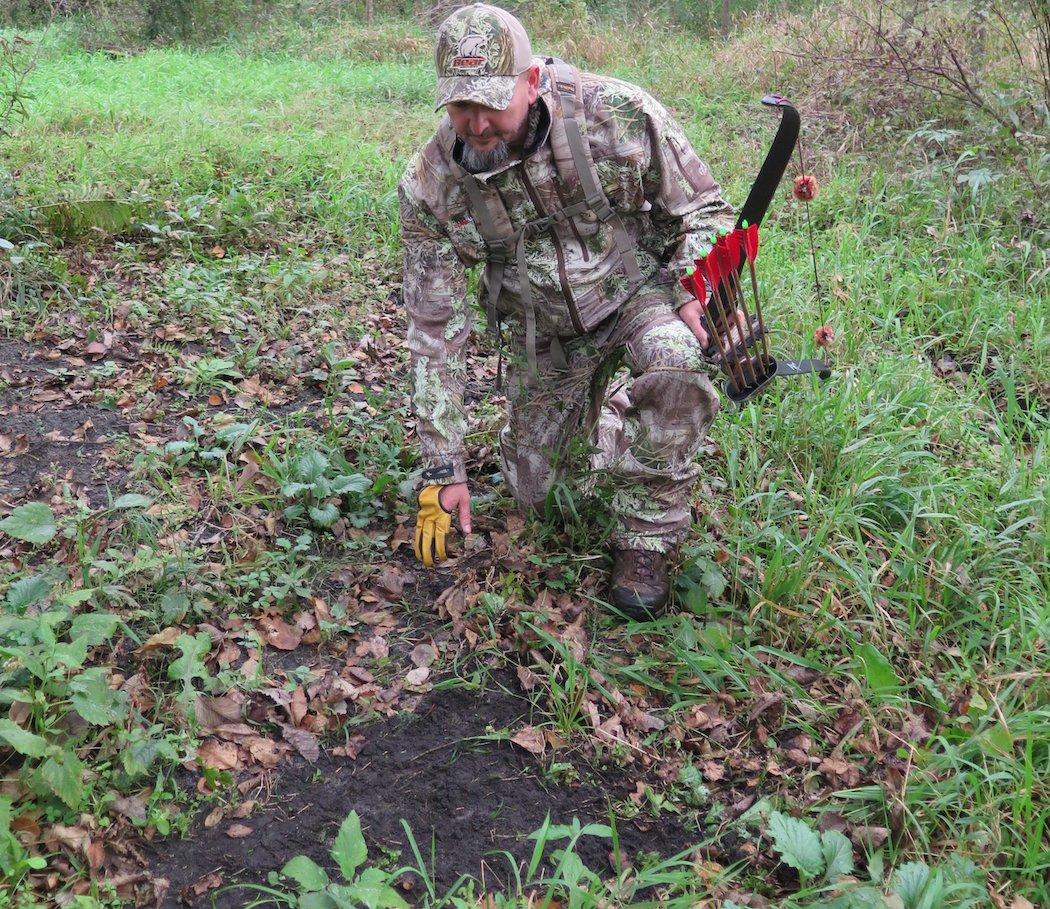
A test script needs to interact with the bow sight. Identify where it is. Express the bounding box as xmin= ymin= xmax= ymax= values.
xmin=681 ymin=95 xmax=831 ymax=405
